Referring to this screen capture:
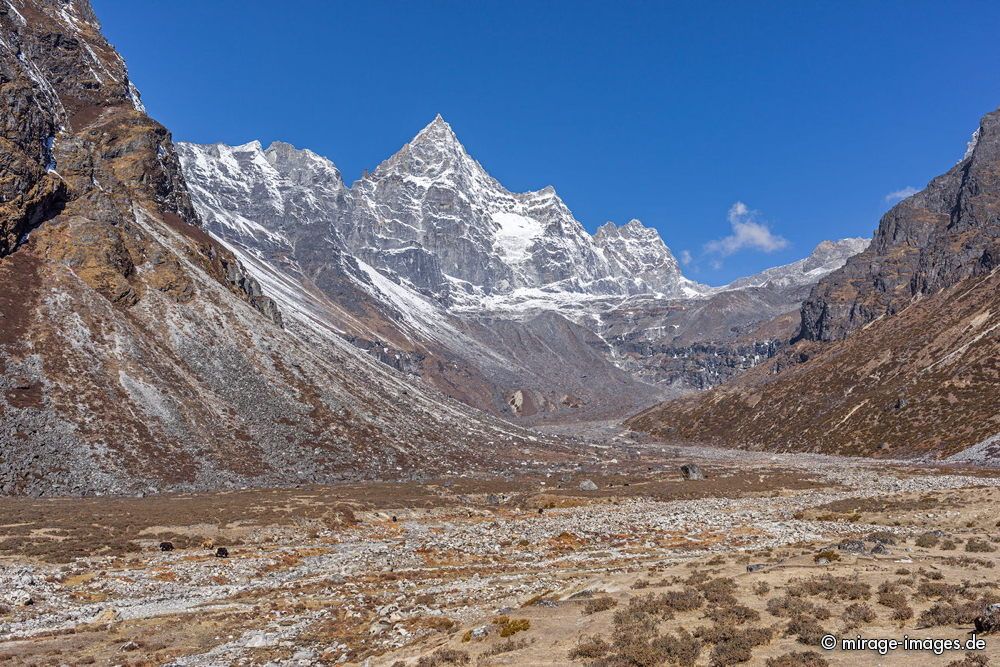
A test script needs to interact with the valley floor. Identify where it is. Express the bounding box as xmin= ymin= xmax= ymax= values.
xmin=1 ymin=440 xmax=999 ymax=666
